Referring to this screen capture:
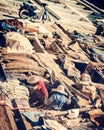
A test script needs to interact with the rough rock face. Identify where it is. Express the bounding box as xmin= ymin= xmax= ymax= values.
xmin=3 ymin=32 xmax=34 ymax=53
